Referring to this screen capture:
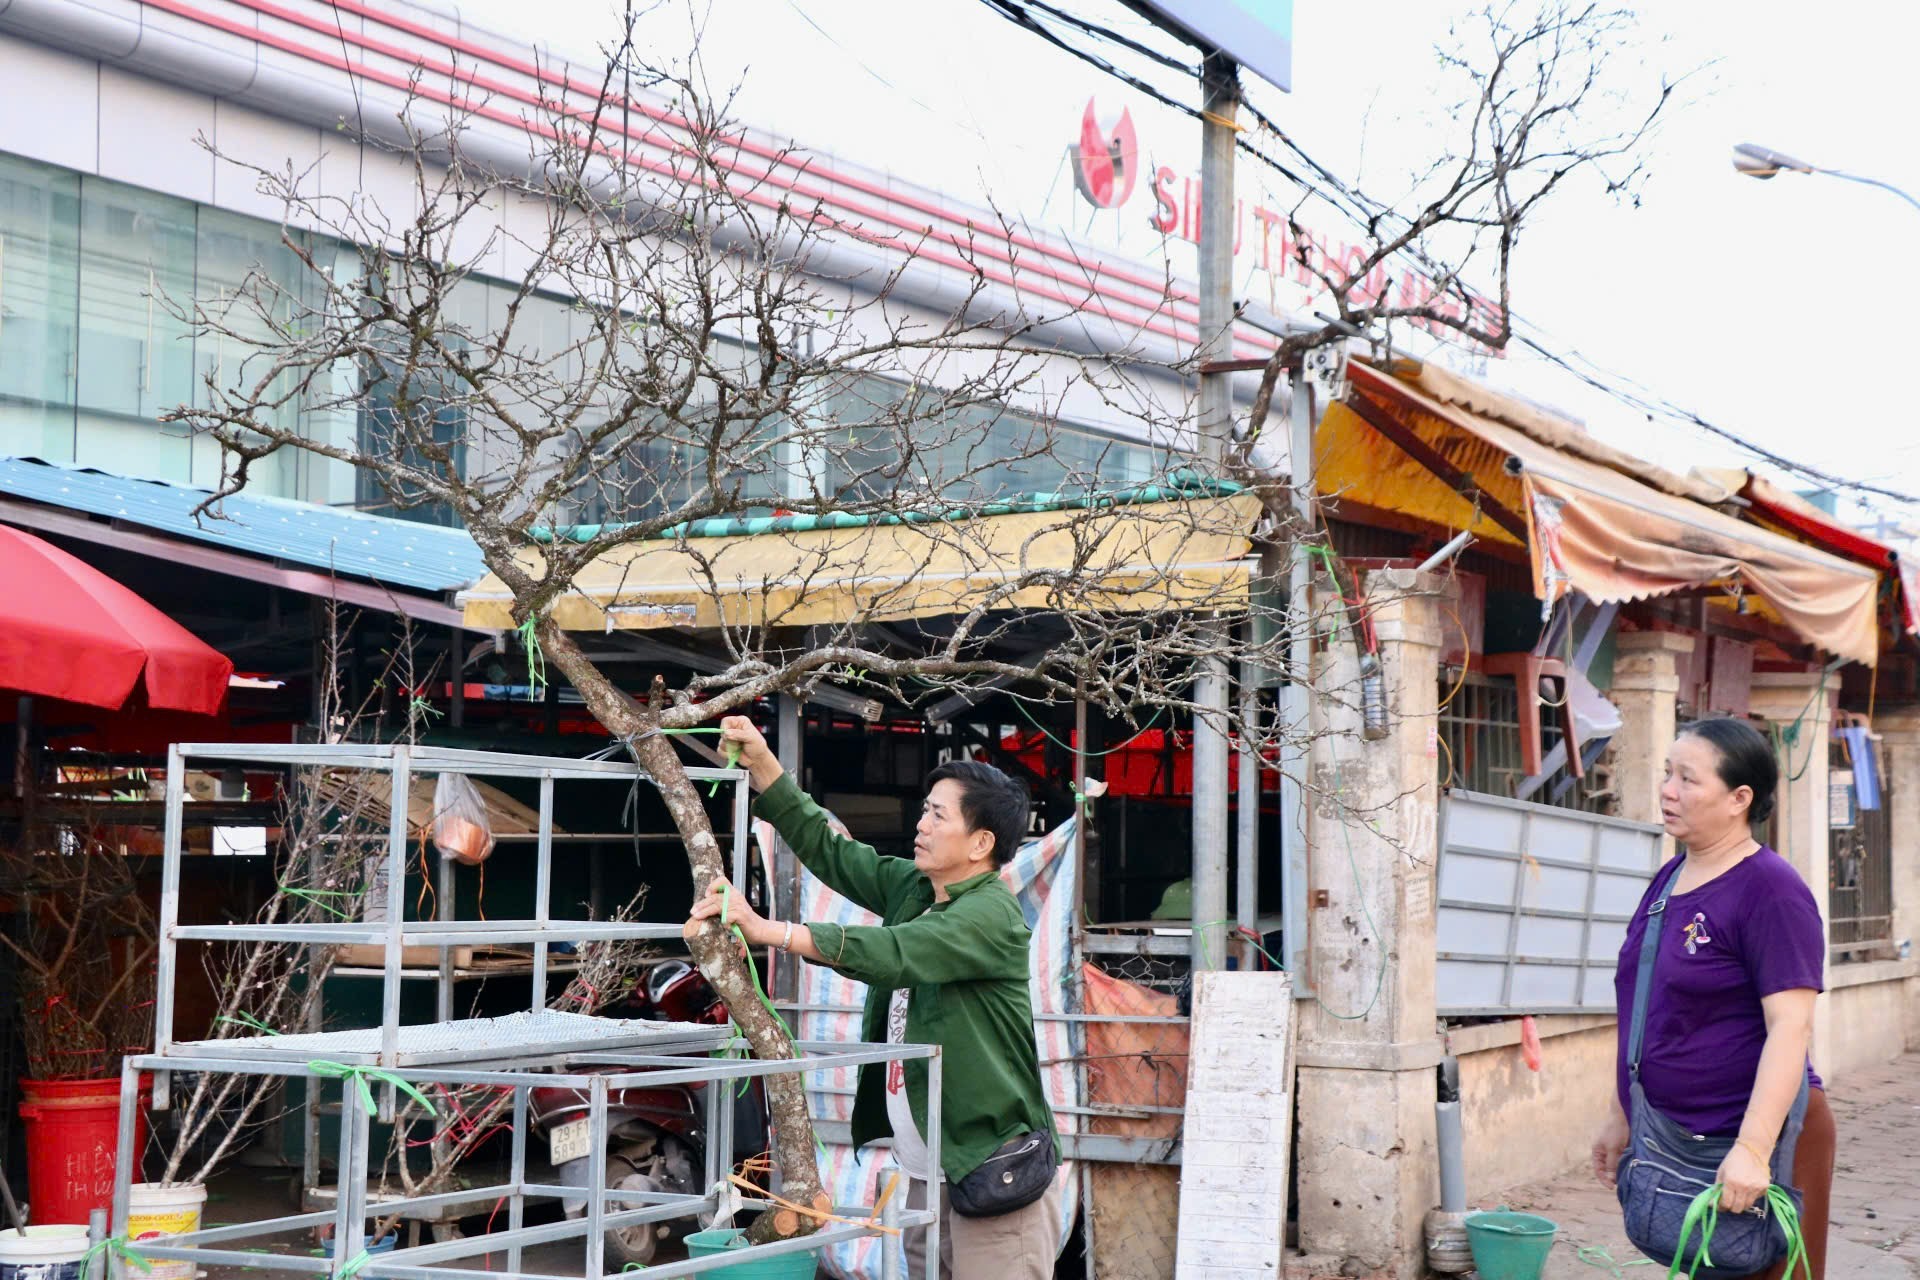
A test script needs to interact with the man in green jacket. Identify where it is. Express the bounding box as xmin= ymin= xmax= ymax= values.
xmin=687 ymin=715 xmax=1060 ymax=1279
